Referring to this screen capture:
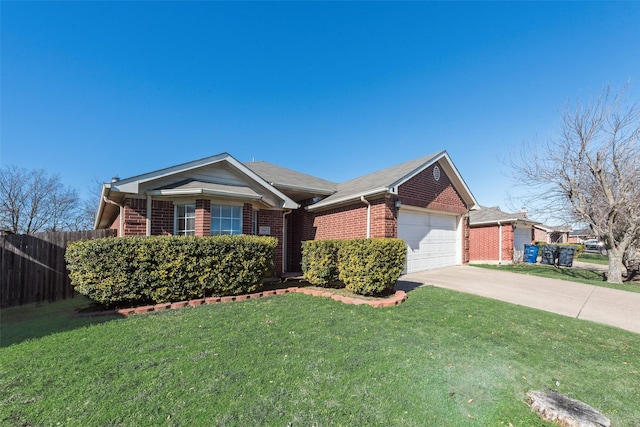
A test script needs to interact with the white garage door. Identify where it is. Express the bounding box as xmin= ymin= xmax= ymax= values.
xmin=513 ymin=225 xmax=532 ymax=261
xmin=397 ymin=211 xmax=459 ymax=273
